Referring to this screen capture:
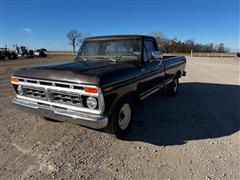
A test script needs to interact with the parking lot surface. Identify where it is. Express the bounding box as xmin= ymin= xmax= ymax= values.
xmin=0 ymin=56 xmax=239 ymax=179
